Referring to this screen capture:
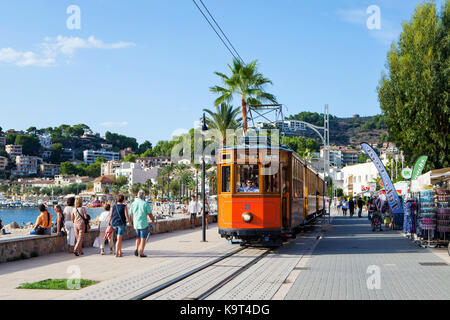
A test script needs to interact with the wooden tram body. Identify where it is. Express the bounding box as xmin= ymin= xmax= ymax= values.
xmin=217 ymin=143 xmax=325 ymax=245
